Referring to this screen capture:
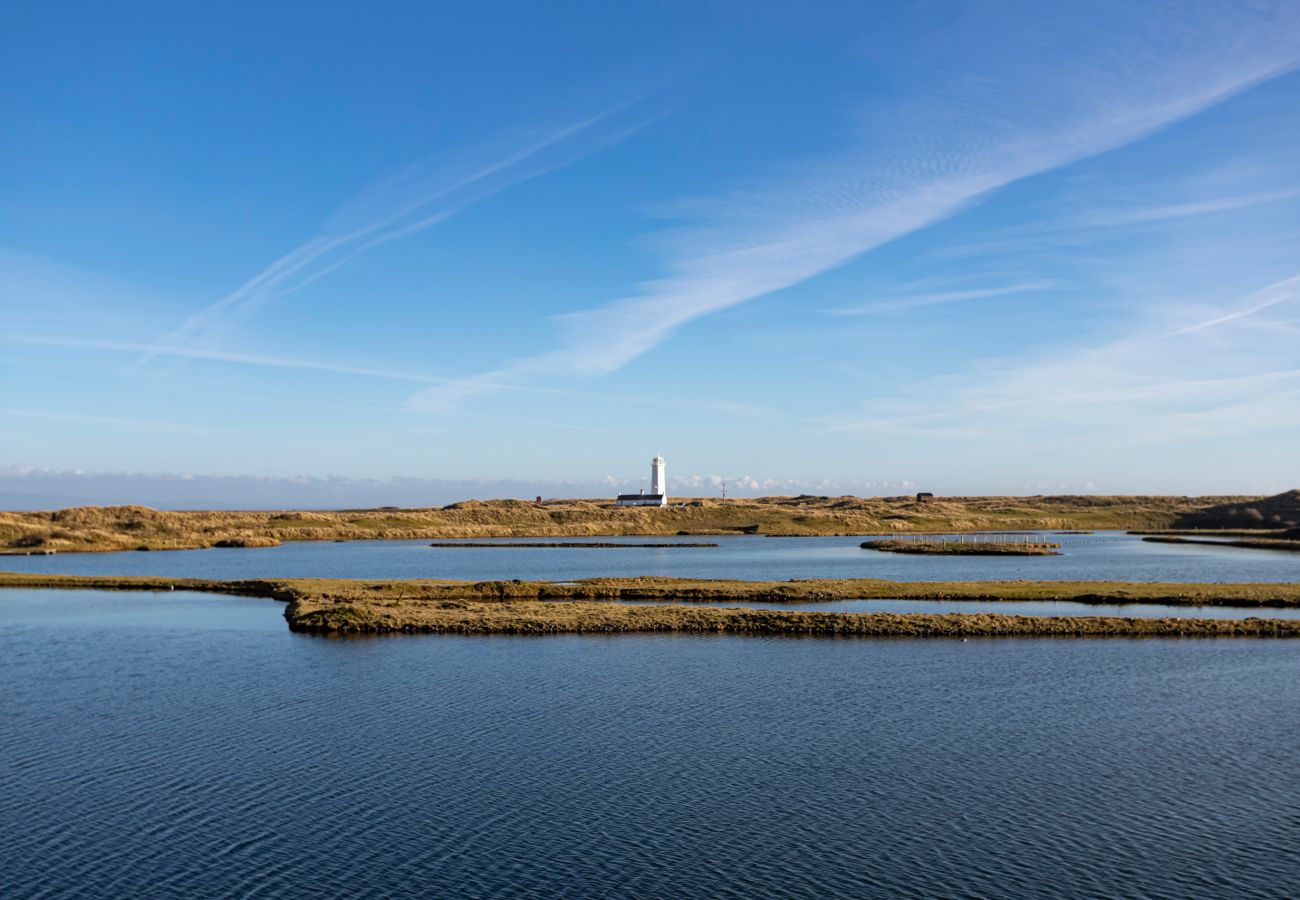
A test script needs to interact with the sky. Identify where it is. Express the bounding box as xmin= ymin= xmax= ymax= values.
xmin=3 ymin=0 xmax=1300 ymax=507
